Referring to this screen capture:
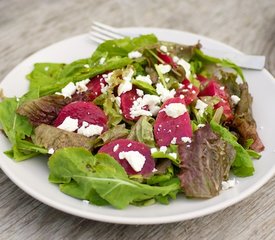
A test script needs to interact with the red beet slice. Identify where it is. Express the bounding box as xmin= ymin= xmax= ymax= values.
xmin=157 ymin=52 xmax=177 ymax=68
xmin=98 ymin=139 xmax=155 ymax=175
xmin=120 ymin=87 xmax=148 ymax=121
xmin=196 ymin=74 xmax=209 ymax=84
xmin=175 ymin=79 xmax=199 ymax=105
xmin=53 ymin=101 xmax=108 ymax=131
xmin=72 ymin=74 xmax=107 ymax=101
xmin=199 ymin=79 xmax=233 ymax=121
xmin=154 ymin=97 xmax=192 ymax=146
